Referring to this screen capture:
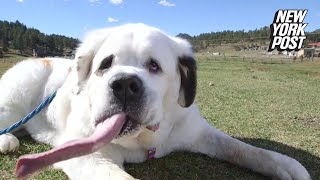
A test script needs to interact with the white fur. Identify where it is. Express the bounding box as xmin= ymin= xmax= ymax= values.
xmin=0 ymin=133 xmax=19 ymax=153
xmin=0 ymin=24 xmax=311 ymax=180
